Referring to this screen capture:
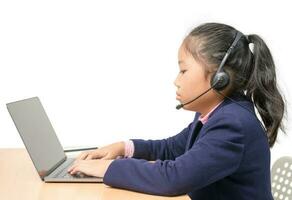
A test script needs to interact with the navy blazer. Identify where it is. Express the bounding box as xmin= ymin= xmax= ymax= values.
xmin=104 ymin=93 xmax=273 ymax=200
